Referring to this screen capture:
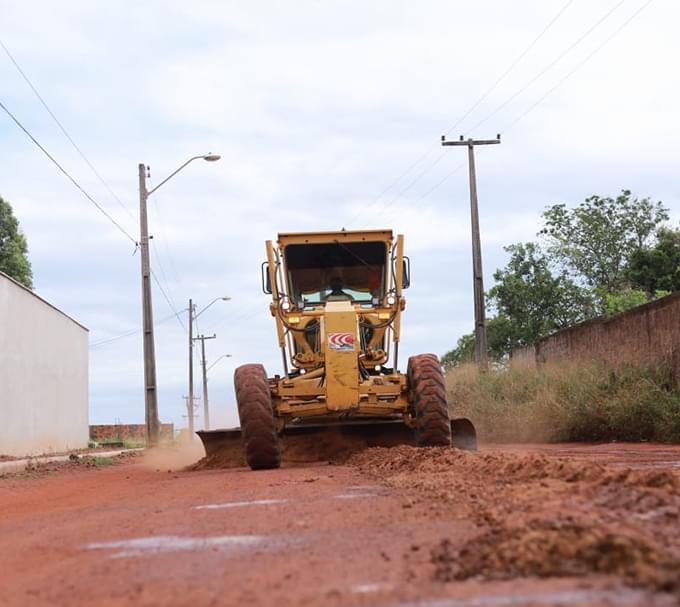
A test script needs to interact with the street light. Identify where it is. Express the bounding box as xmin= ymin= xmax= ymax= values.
xmin=207 ymin=354 xmax=232 ymax=373
xmin=188 ymin=295 xmax=230 ymax=435
xmin=196 ymin=296 xmax=231 ymax=319
xmin=138 ymin=154 xmax=220 ymax=446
